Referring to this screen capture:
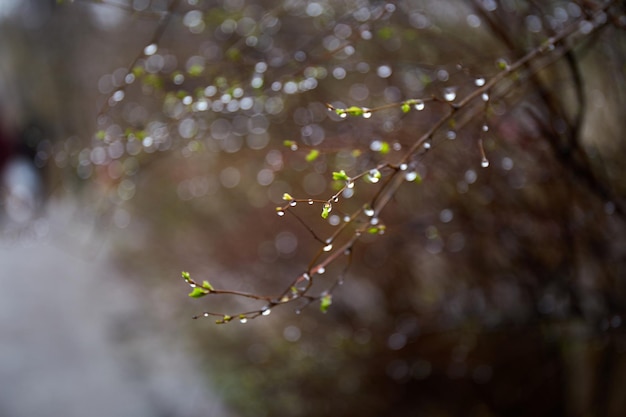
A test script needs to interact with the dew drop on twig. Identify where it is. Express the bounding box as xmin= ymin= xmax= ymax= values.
xmin=144 ymin=43 xmax=158 ymax=56
xmin=443 ymin=87 xmax=457 ymax=102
